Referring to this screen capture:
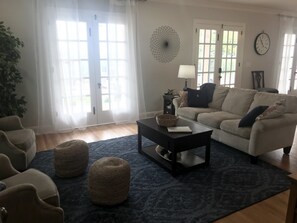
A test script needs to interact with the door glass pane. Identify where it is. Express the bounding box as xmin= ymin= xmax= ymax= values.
xmin=294 ymin=65 xmax=297 ymax=91
xmin=220 ymin=30 xmax=239 ymax=87
xmin=98 ymin=22 xmax=127 ymax=111
xmin=56 ymin=20 xmax=91 ymax=113
xmin=195 ymin=22 xmax=243 ymax=89
xmin=196 ymin=28 xmax=217 ymax=88
xmin=100 ymin=60 xmax=108 ymax=77
xmin=101 ymin=78 xmax=109 ymax=94
xmin=279 ymin=34 xmax=296 ymax=93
